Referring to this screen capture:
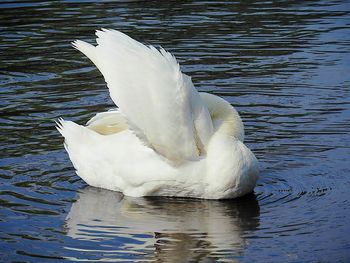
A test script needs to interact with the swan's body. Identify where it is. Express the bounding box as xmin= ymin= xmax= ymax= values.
xmin=58 ymin=29 xmax=259 ymax=199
